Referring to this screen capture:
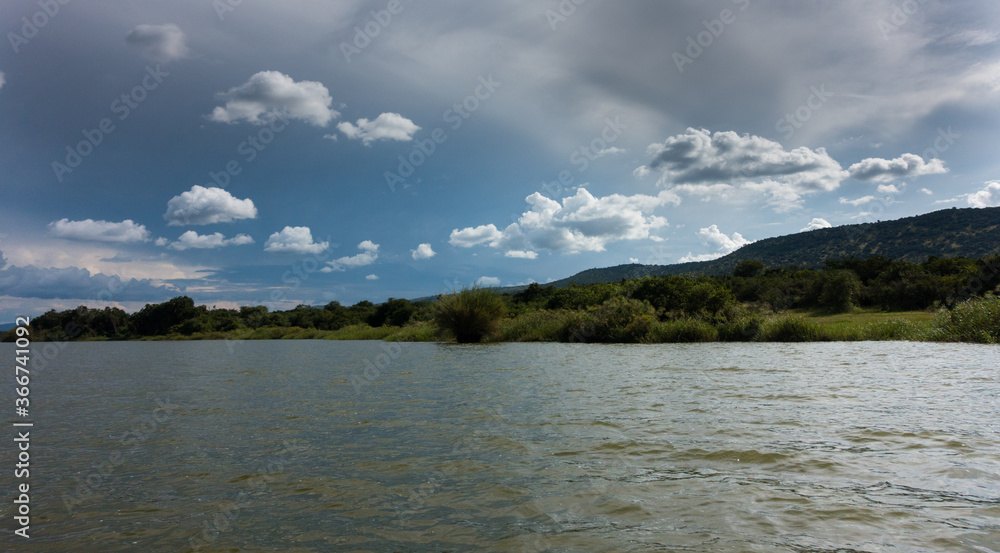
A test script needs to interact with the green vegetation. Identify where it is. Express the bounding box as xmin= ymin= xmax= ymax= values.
xmin=4 ymin=255 xmax=999 ymax=345
xmin=550 ymin=206 xmax=1000 ymax=285
xmin=932 ymin=294 xmax=1000 ymax=344
xmin=432 ymin=287 xmax=507 ymax=343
